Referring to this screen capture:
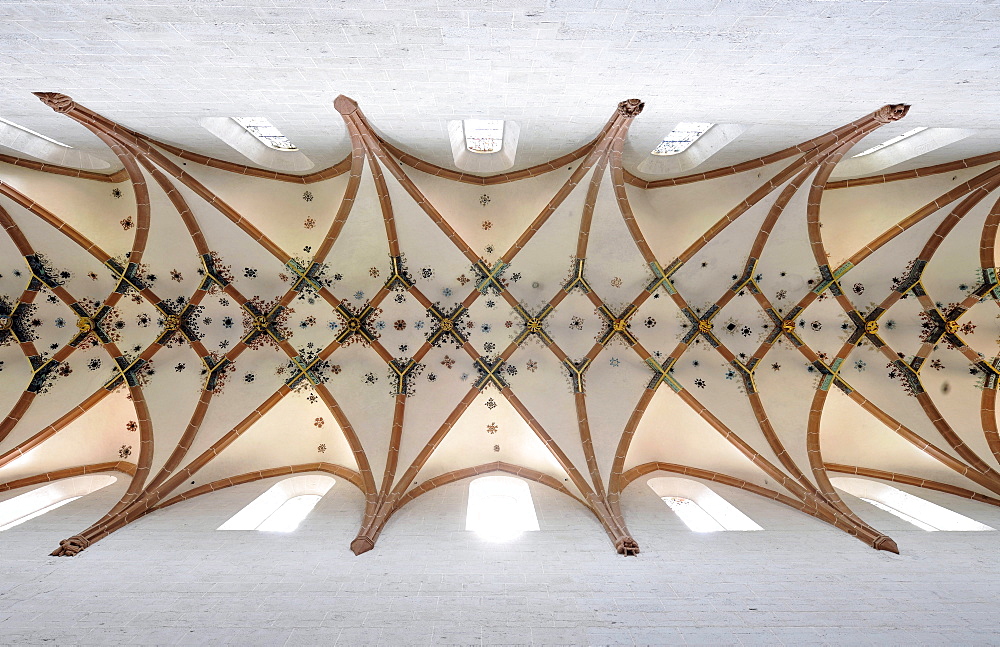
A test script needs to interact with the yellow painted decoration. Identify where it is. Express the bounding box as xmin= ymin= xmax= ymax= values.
xmin=865 ymin=320 xmax=879 ymax=334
